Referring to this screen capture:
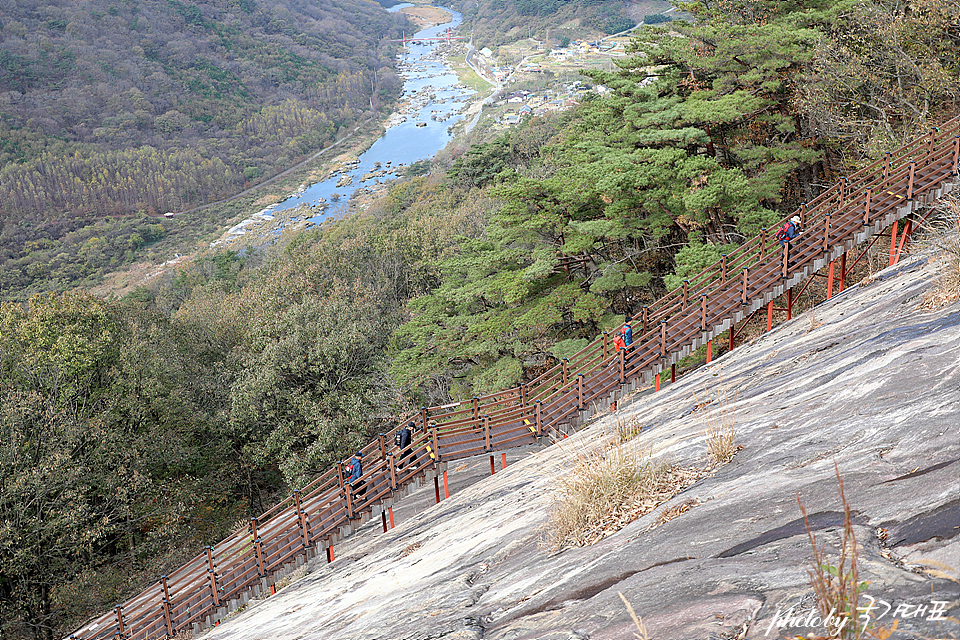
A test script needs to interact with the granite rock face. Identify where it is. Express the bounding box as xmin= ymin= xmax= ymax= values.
xmin=203 ymin=256 xmax=960 ymax=640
